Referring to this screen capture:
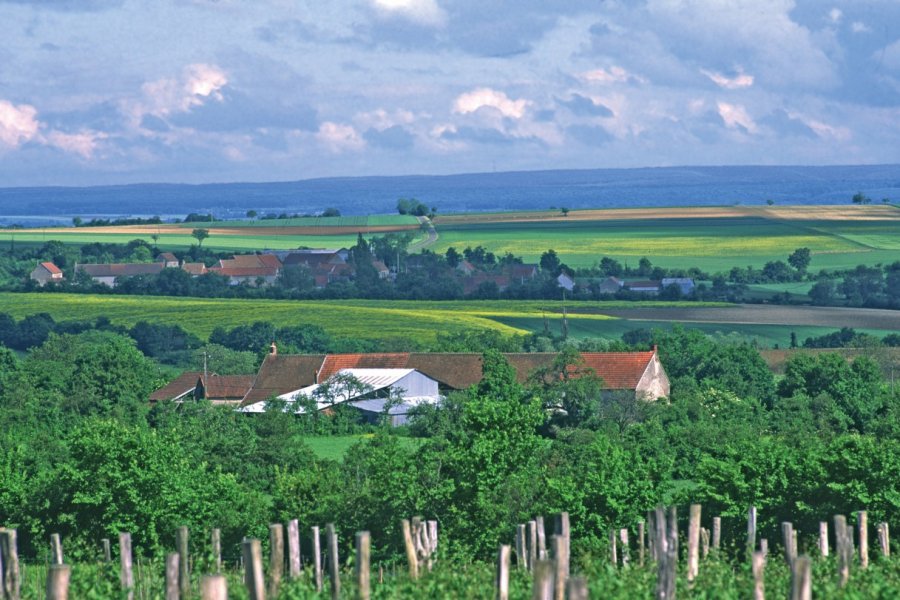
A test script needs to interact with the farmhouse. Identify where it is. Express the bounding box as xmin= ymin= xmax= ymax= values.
xmin=626 ymin=280 xmax=661 ymax=294
xmin=596 ymin=276 xmax=624 ymax=295
xmin=237 ymin=347 xmax=669 ymax=409
xmin=76 ymin=262 xmax=166 ymax=287
xmin=149 ymin=372 xmax=253 ymax=405
xmin=156 ymin=252 xmax=179 ymax=268
xmin=661 ymin=277 xmax=695 ymax=295
xmin=210 ymin=253 xmax=282 ymax=286
xmin=30 ymin=262 xmax=64 ymax=286
xmin=239 ymin=368 xmax=441 ymax=426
